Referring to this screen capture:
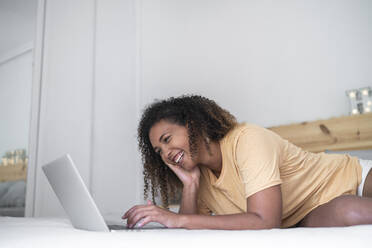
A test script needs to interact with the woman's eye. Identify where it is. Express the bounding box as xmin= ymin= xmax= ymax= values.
xmin=164 ymin=136 xmax=171 ymax=143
